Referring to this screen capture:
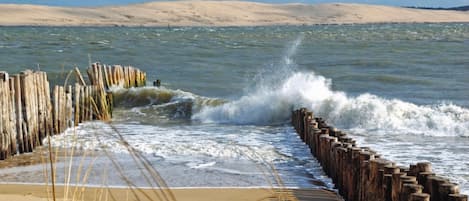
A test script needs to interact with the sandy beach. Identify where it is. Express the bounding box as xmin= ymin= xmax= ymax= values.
xmin=0 ymin=1 xmax=468 ymax=26
xmin=0 ymin=184 xmax=342 ymax=201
